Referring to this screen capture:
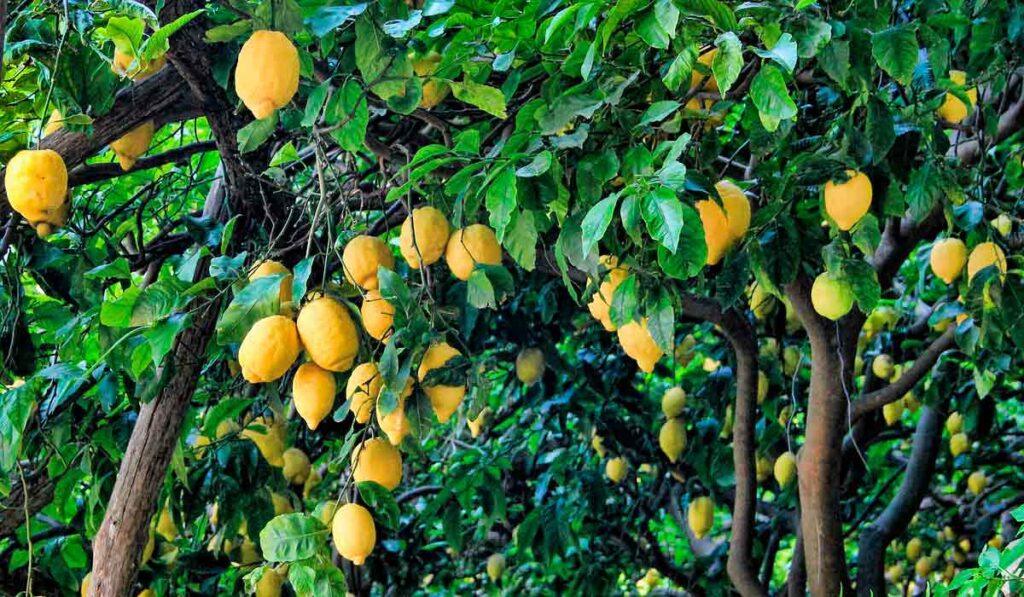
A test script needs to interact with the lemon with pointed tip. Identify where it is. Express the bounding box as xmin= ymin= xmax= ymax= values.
xmin=297 ymin=296 xmax=359 ymax=372
xmin=360 ymin=290 xmax=395 ymax=342
xmin=342 ymin=235 xmax=394 ymax=290
xmin=591 ymin=432 xmax=607 ymax=457
xmin=946 ymin=412 xmax=963 ymax=435
xmin=5 ymin=149 xmax=69 ymax=237
xmin=936 ymin=70 xmax=977 ymax=124
xmin=661 ymin=387 xmax=686 ymax=417
xmin=486 ymin=553 xmax=507 ymax=582
xmin=696 ymin=198 xmax=731 ymax=265
xmin=292 ymin=362 xmax=335 ymax=430
xmin=688 ymin=496 xmax=714 ymax=539
xmin=282 ymin=448 xmax=311 ymax=485
xmin=606 ymin=457 xmax=628 ymax=483
xmin=353 ymin=437 xmax=403 ymax=490
xmin=238 ymin=315 xmax=300 ymax=383
xmin=156 ymin=502 xmax=178 ymax=541
xmin=991 ymin=214 xmax=1012 ymax=238
xmin=332 ymin=503 xmax=376 ymax=565
xmin=515 ymin=348 xmax=545 ymax=385
xmin=587 ymin=255 xmax=630 ymax=330
xmin=399 ymin=206 xmax=450 ymax=268
xmin=347 ymin=362 xmax=383 ymax=424
xmin=110 ymin=121 xmax=155 ymax=171
xmin=988 ymin=534 xmax=1004 ymax=549
xmin=468 ymin=407 xmax=492 ymax=438
xmin=949 ymin=432 xmax=970 ymax=456
xmin=617 ymin=318 xmax=664 ymax=372
xmin=446 ymin=224 xmax=502 ymax=281
xmin=271 ymin=491 xmax=293 ymax=515
xmin=966 ymin=242 xmax=1006 ymax=281
xmin=690 ymin=49 xmax=719 ymax=92
xmin=658 ymin=418 xmax=687 ymax=463
xmin=915 ymin=556 xmax=932 ymax=577
xmin=235 ymin=31 xmax=300 ymax=120
xmin=80 ymin=572 xmax=92 ymax=597
xmin=112 ymin=49 xmax=166 ymax=80
xmin=967 ymin=471 xmax=987 ymax=495
xmin=824 ymin=170 xmax=872 ymax=231
xmin=883 ymin=400 xmax=904 ymax=426
xmin=811 ymin=272 xmax=855 ymax=321
xmin=241 ymin=416 xmax=286 ymax=466
xmin=906 ymin=537 xmax=923 ymax=560
xmin=756 ymin=455 xmax=772 ymax=483
xmin=774 ymin=451 xmax=797 ymax=488
xmin=249 ymin=260 xmax=294 ymax=307
xmin=930 ymin=238 xmax=967 ymax=284
xmin=716 ymin=180 xmax=751 ymax=244
xmin=44 ymin=109 xmax=65 ymax=136
xmin=378 ymin=381 xmax=413 ymax=445
xmin=255 ymin=567 xmax=284 ymax=597
xmin=418 ymin=342 xmax=466 ymax=423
